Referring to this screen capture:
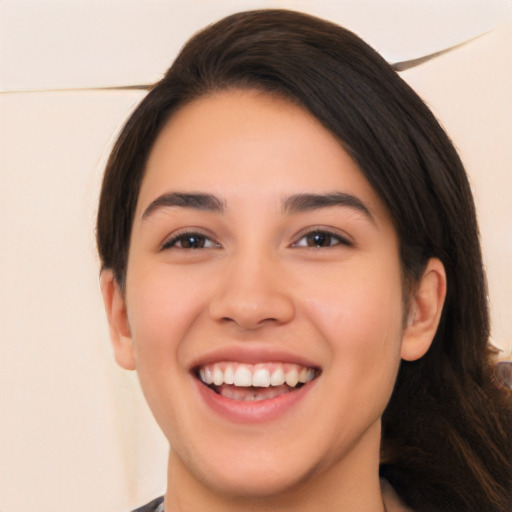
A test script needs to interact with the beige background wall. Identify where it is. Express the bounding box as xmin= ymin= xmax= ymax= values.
xmin=1 ymin=1 xmax=510 ymax=511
